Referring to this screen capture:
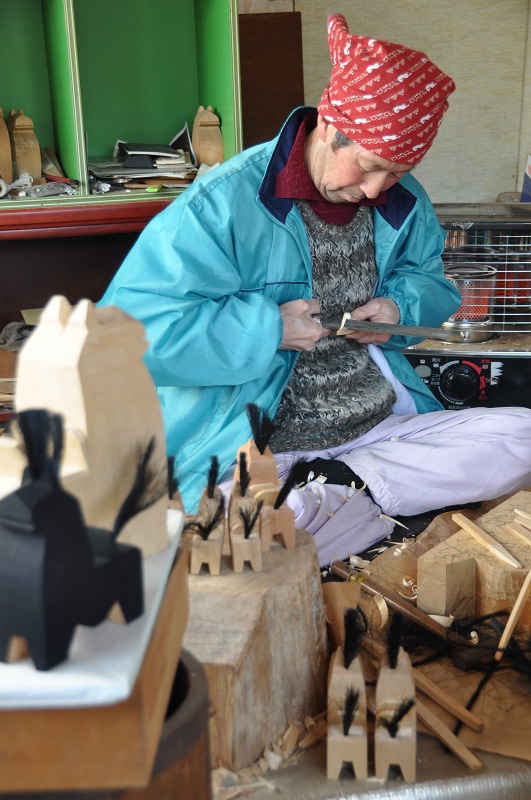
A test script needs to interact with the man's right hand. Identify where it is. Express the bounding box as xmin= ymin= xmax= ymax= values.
xmin=278 ymin=299 xmax=331 ymax=352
